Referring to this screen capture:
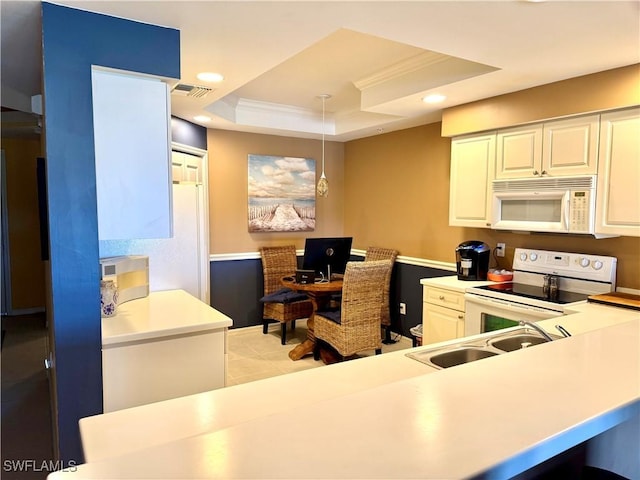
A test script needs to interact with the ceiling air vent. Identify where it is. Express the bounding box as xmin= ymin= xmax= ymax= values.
xmin=171 ymin=83 xmax=213 ymax=98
